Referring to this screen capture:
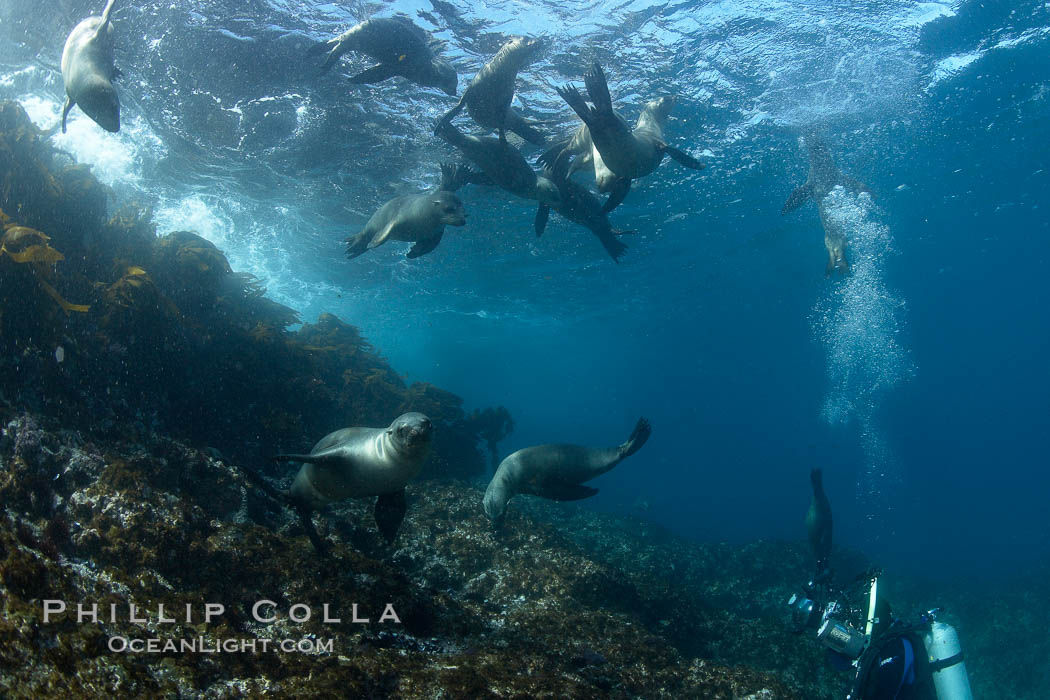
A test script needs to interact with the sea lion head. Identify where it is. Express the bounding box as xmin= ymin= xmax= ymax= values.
xmin=387 ymin=412 xmax=433 ymax=456
xmin=432 ymin=192 xmax=467 ymax=226
xmin=78 ymin=77 xmax=120 ymax=133
xmin=482 ymin=480 xmax=508 ymax=525
xmin=430 ymin=57 xmax=458 ymax=97
xmin=533 ymin=176 xmax=562 ymax=207
xmin=645 ymin=96 xmax=675 ymax=123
